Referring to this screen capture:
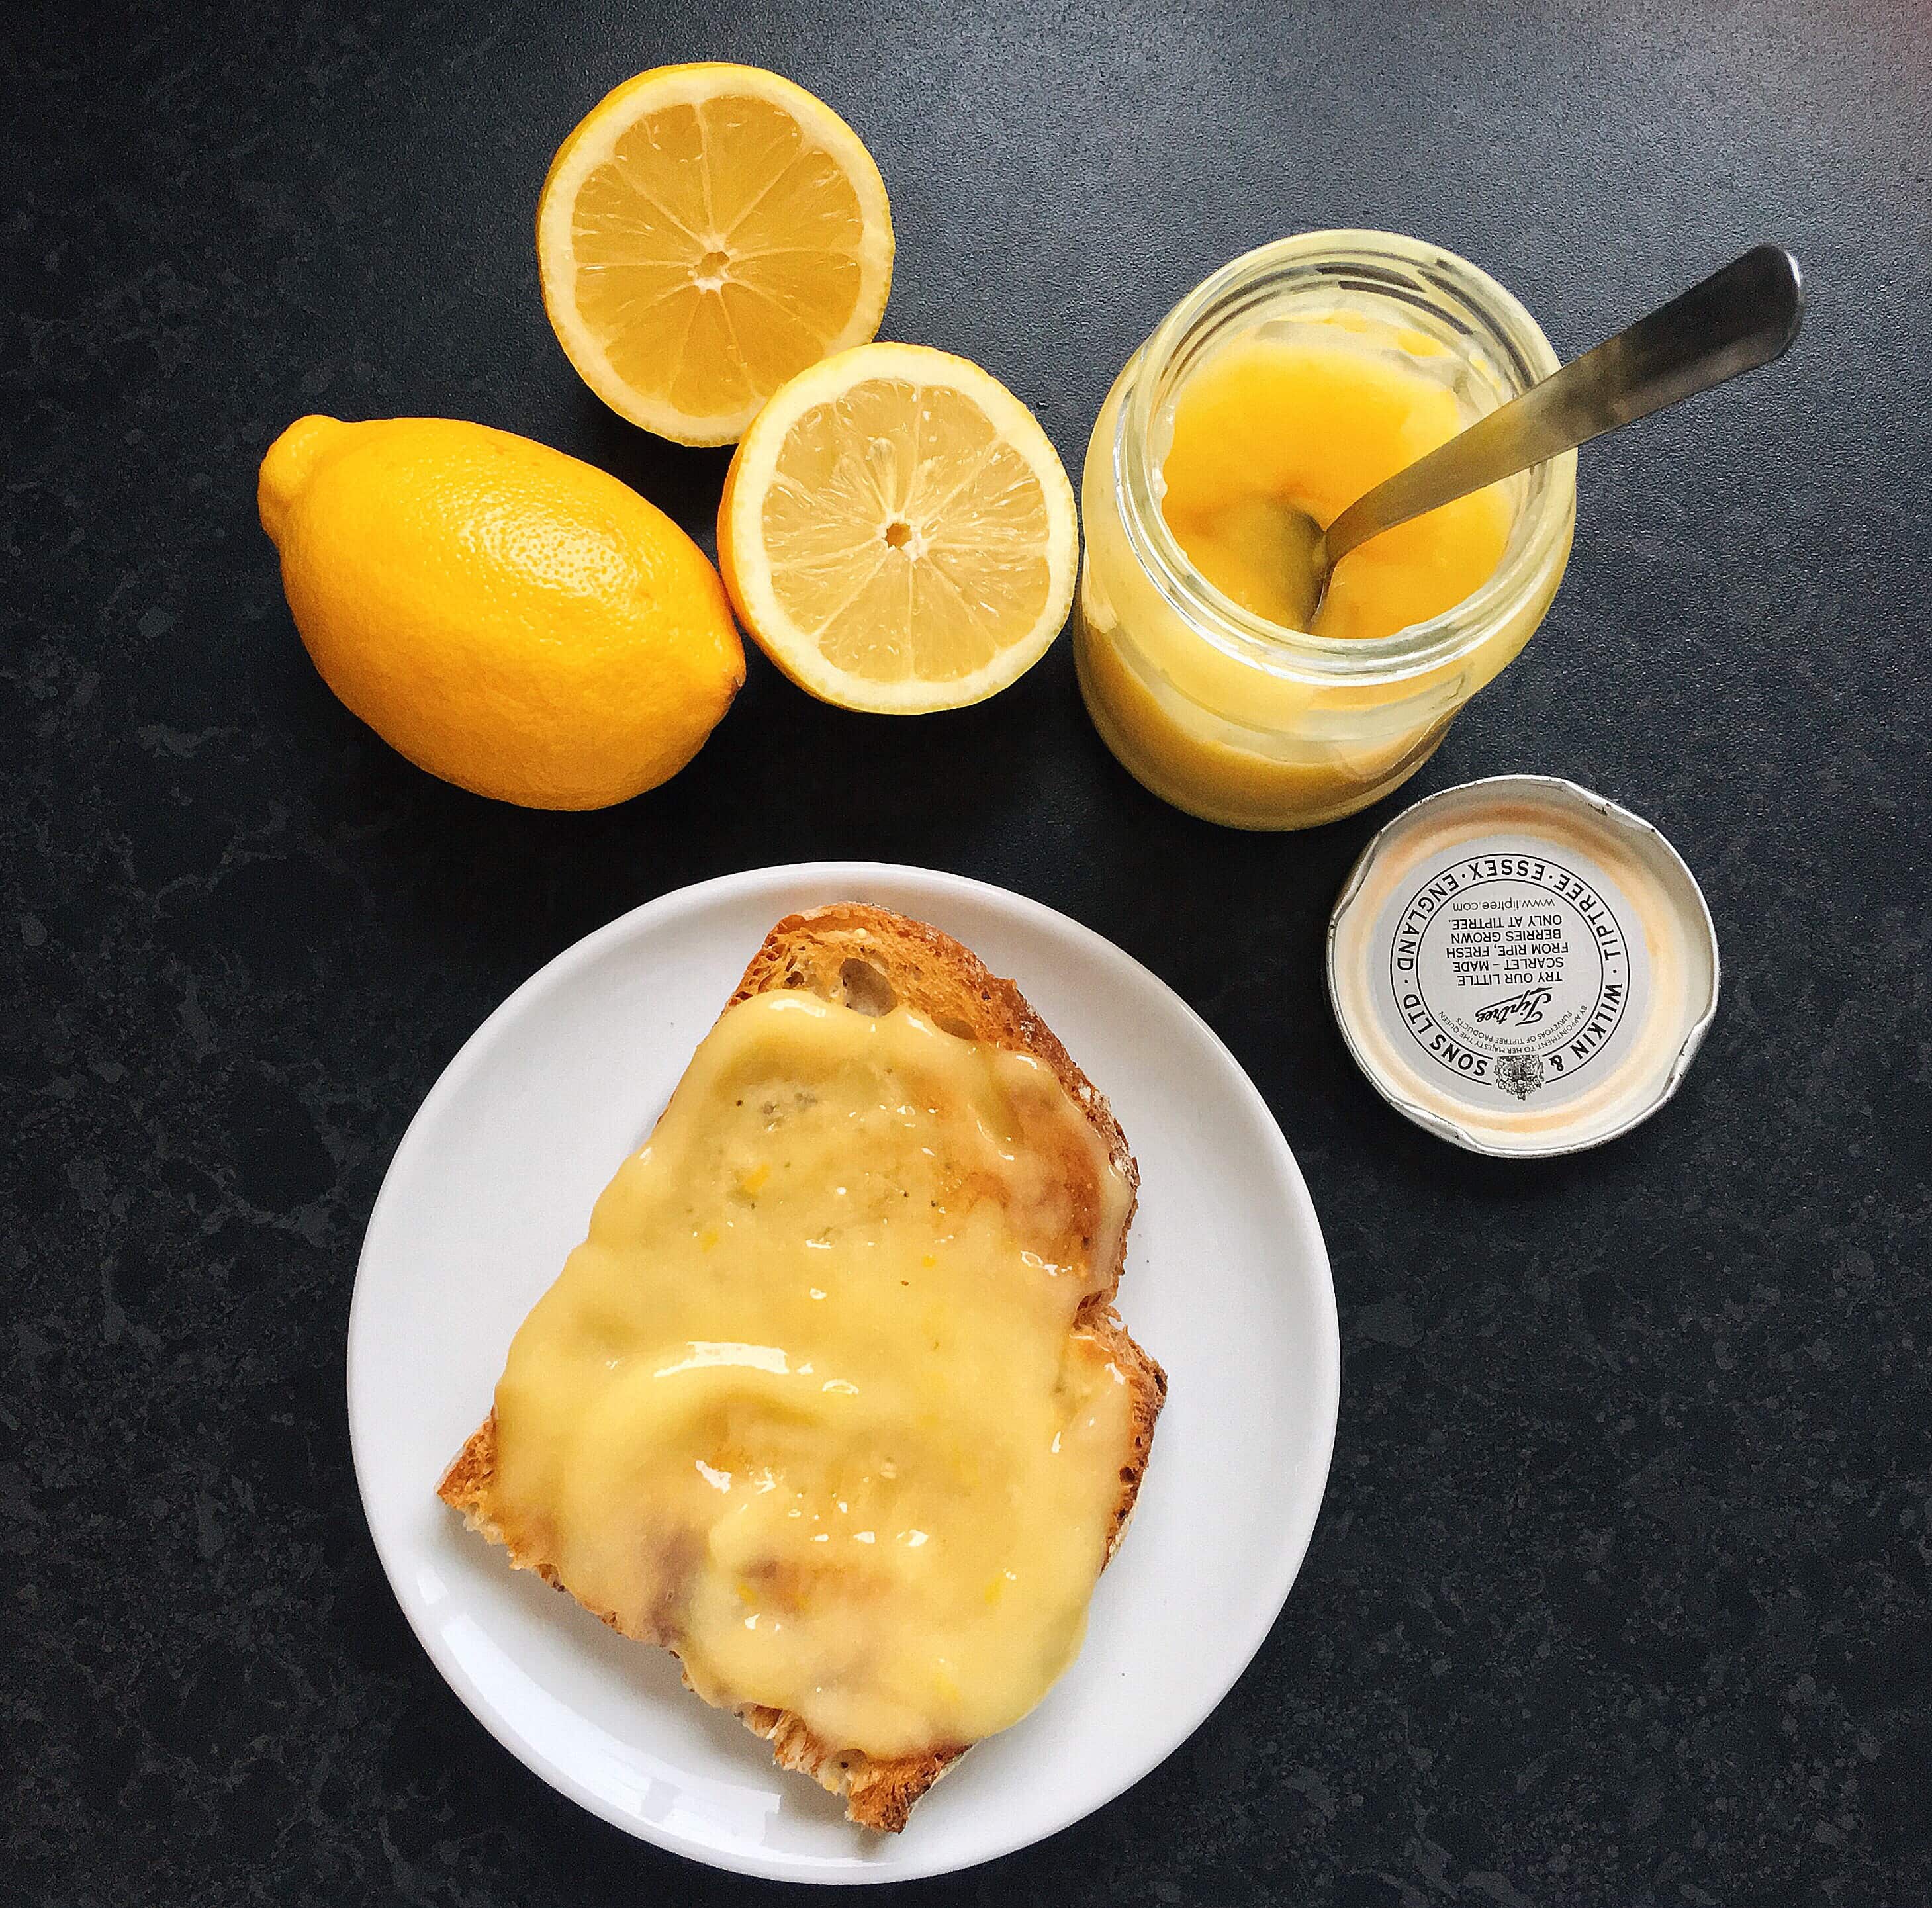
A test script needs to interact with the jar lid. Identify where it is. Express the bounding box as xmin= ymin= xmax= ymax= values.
xmin=1326 ymin=776 xmax=1720 ymax=1157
